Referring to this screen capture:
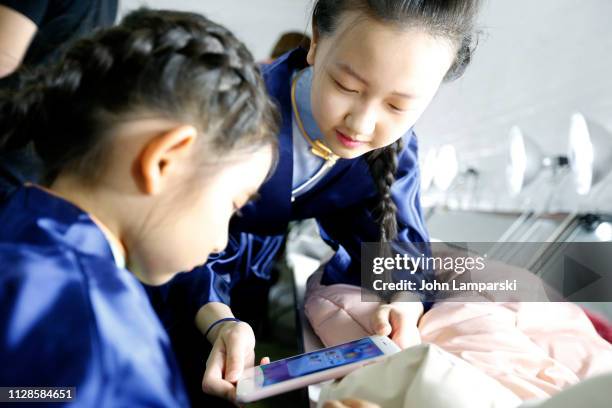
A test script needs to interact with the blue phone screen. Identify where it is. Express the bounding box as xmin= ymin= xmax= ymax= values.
xmin=260 ymin=337 xmax=384 ymax=386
